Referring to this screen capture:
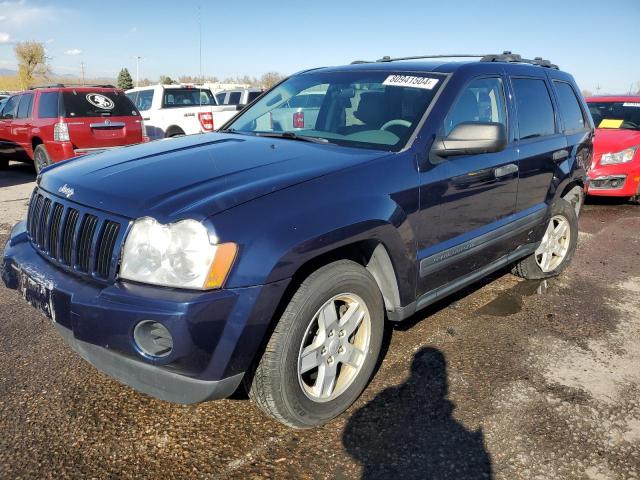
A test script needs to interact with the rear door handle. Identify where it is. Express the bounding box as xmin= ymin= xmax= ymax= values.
xmin=552 ymin=150 xmax=569 ymax=162
xmin=494 ymin=163 xmax=519 ymax=178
